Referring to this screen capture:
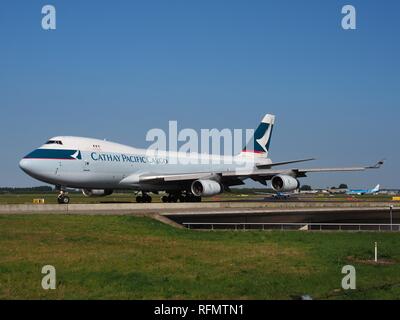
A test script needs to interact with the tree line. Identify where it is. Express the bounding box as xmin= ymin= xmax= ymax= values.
xmin=0 ymin=186 xmax=53 ymax=194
